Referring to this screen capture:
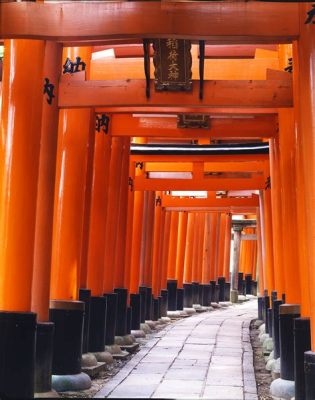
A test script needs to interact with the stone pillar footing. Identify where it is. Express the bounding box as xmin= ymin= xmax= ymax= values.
xmin=270 ymin=378 xmax=295 ymax=400
xmin=51 ymin=373 xmax=91 ymax=392
xmin=230 ymin=289 xmax=238 ymax=303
